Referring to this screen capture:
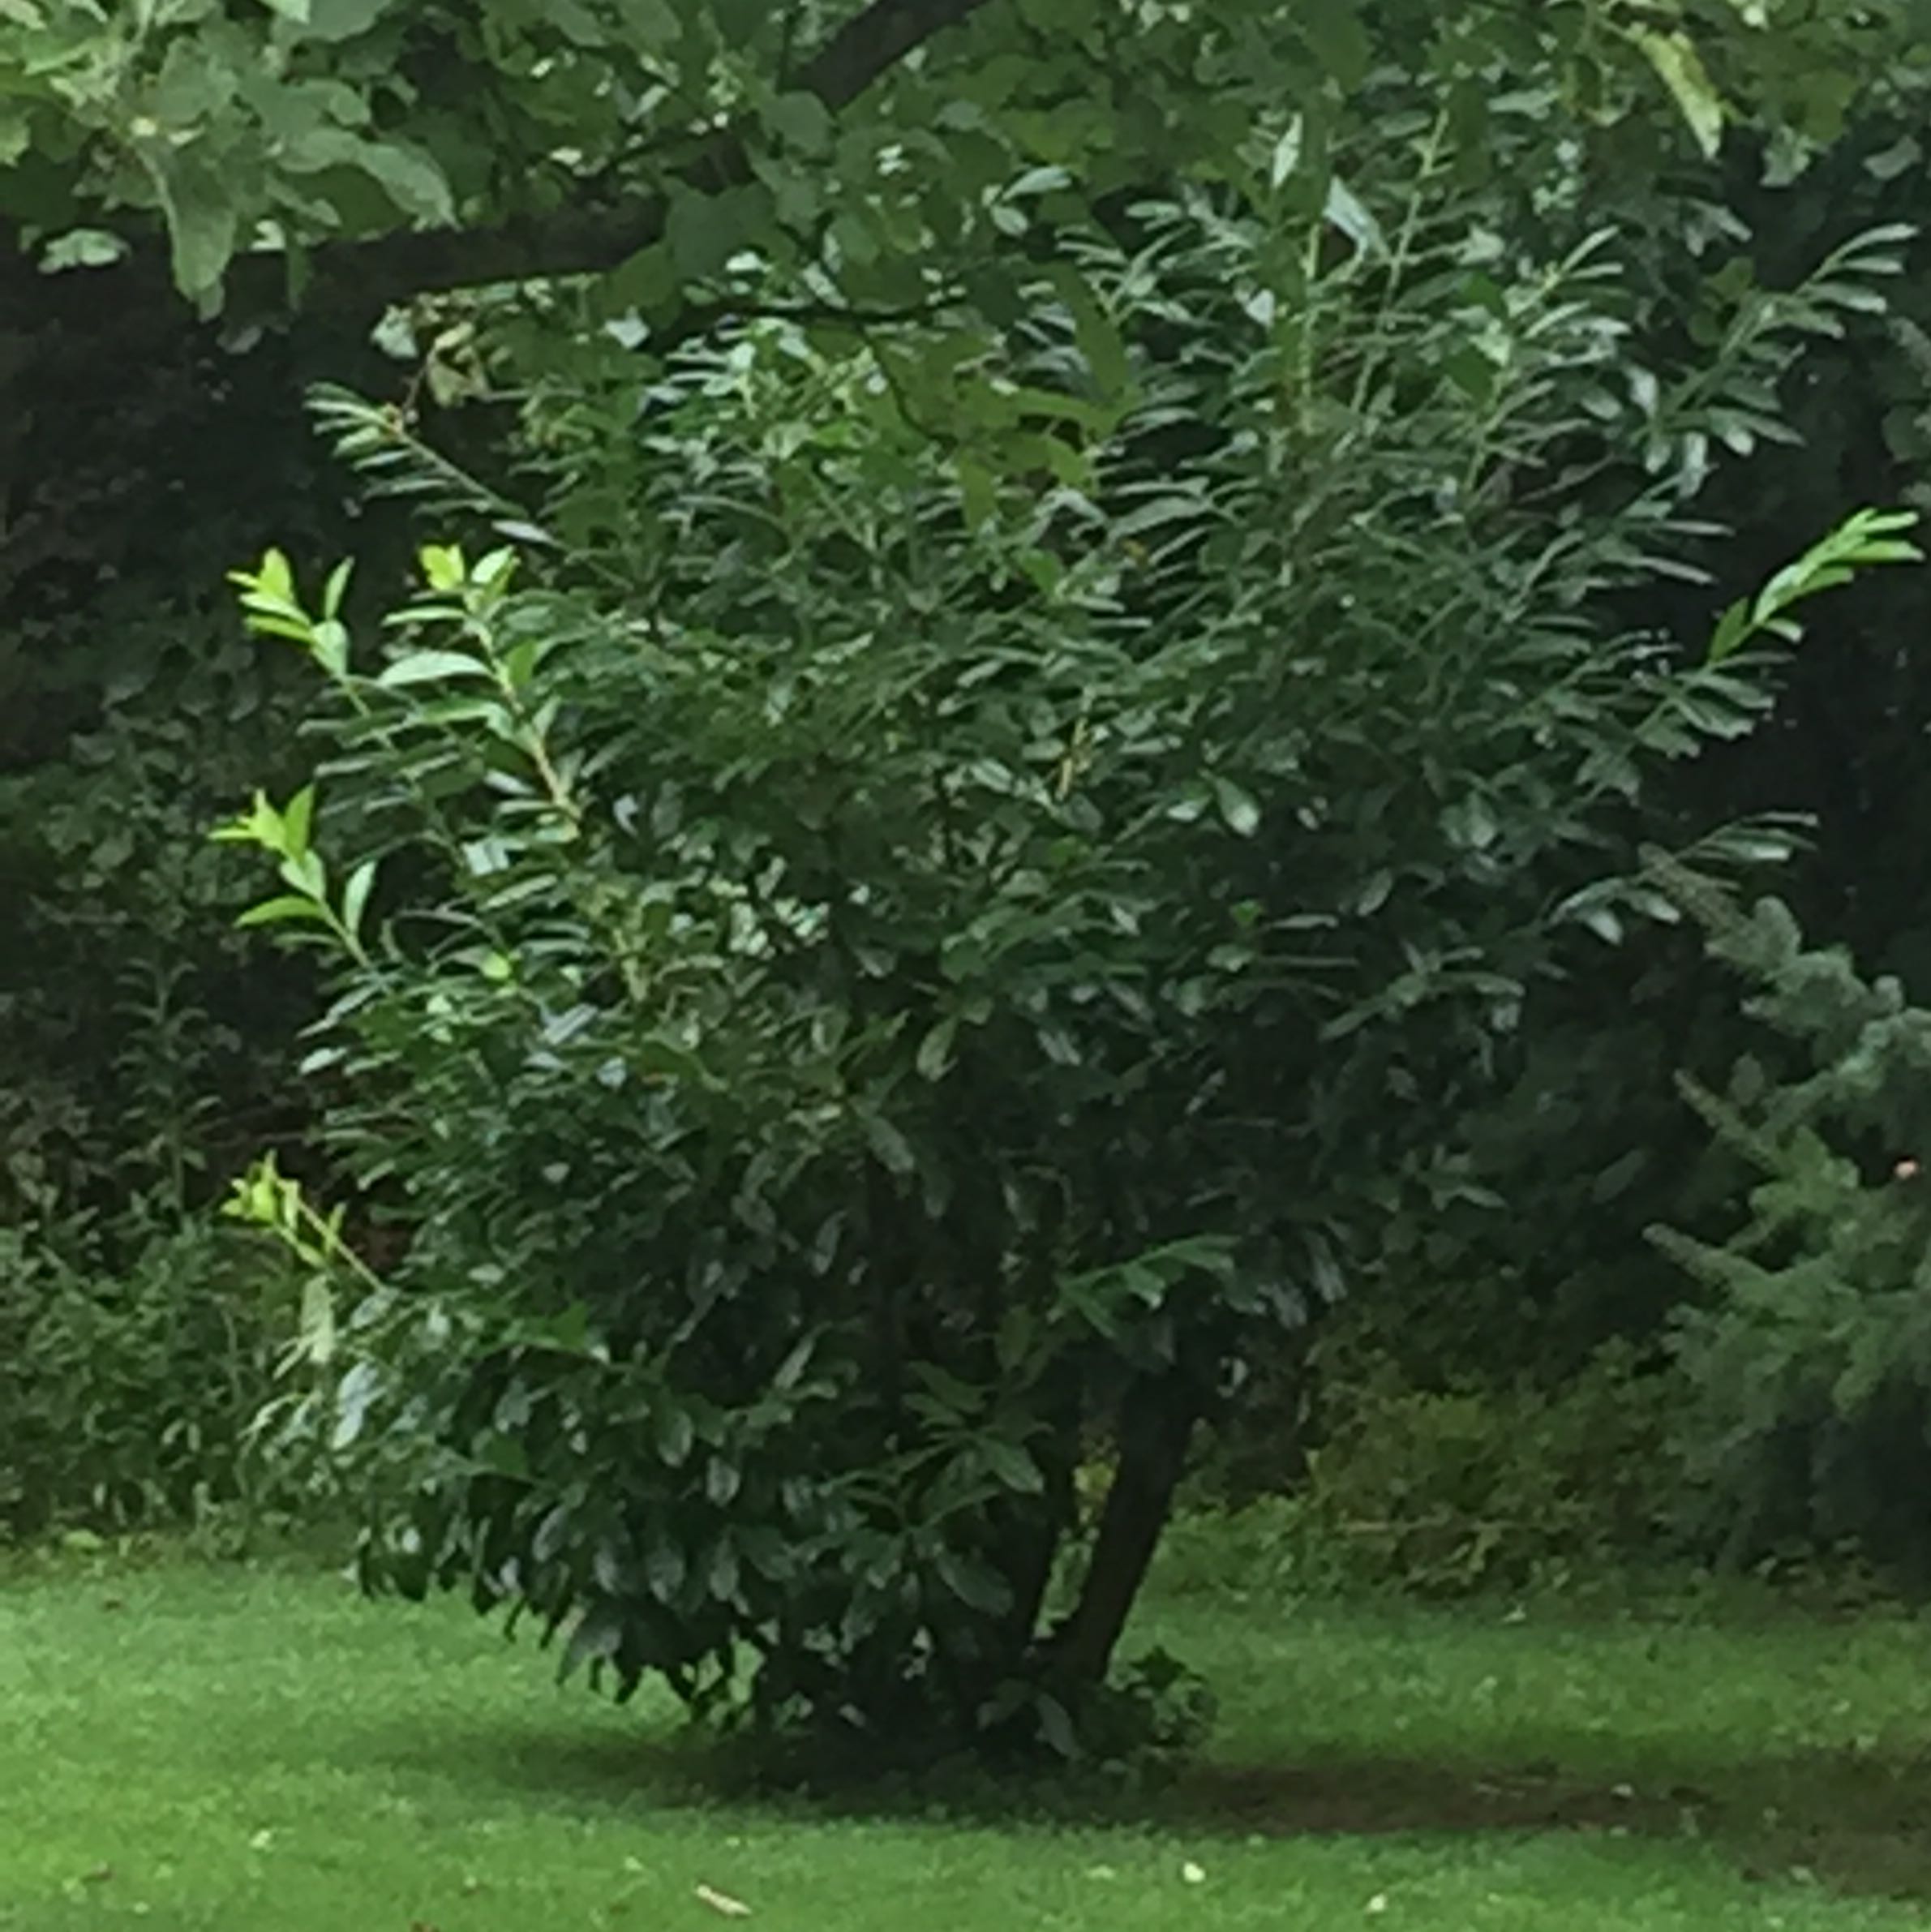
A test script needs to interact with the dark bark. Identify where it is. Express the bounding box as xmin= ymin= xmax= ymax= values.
xmin=1002 ymin=1412 xmax=1079 ymax=1651
xmin=1047 ymin=1375 xmax=1197 ymax=1684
